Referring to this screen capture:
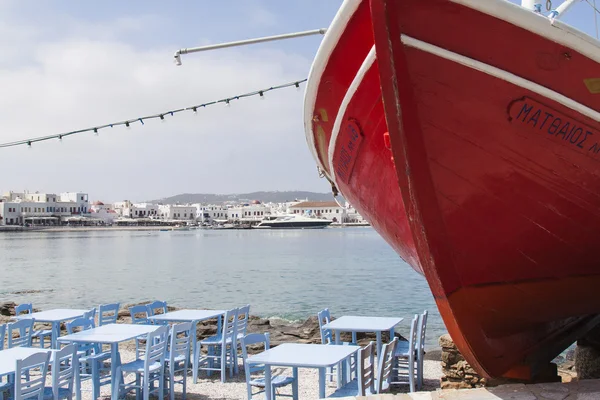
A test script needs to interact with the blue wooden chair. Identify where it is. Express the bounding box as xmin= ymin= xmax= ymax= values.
xmin=15 ymin=303 xmax=52 ymax=348
xmin=146 ymin=301 xmax=168 ymax=325
xmin=83 ymin=308 xmax=96 ymax=327
xmin=391 ymin=315 xmax=418 ymax=392
xmin=7 ymin=319 xmax=34 ymax=348
xmin=129 ymin=305 xmax=151 ymax=358
xmin=98 ymin=303 xmax=120 ymax=326
xmin=317 ymin=308 xmax=356 ymax=381
xmin=13 ymin=352 xmax=51 ymax=400
xmin=416 ymin=310 xmax=428 ymax=390
xmin=112 ymin=325 xmax=169 ymax=400
xmin=66 ymin=318 xmax=111 ymax=400
xmin=0 ymin=324 xmax=9 ymax=397
xmin=193 ymin=308 xmax=238 ymax=383
xmin=164 ymin=323 xmax=192 ymax=400
xmin=235 ymin=304 xmax=251 ymax=373
xmin=241 ymin=333 xmax=295 ymax=400
xmin=43 ymin=344 xmax=77 ymax=400
xmin=327 ymin=341 xmax=375 ymax=398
